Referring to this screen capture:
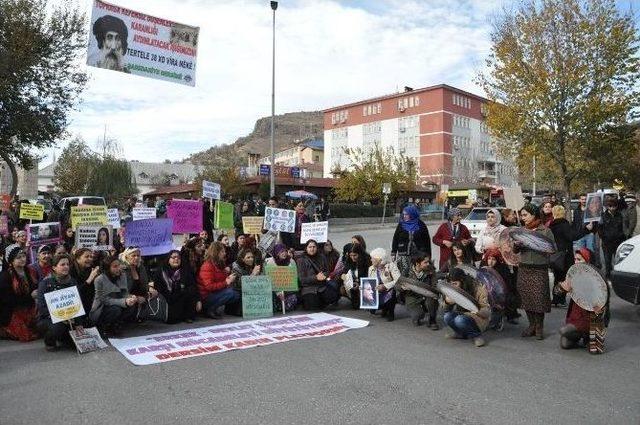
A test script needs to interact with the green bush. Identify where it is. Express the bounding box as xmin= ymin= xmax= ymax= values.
xmin=331 ymin=203 xmax=395 ymax=218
